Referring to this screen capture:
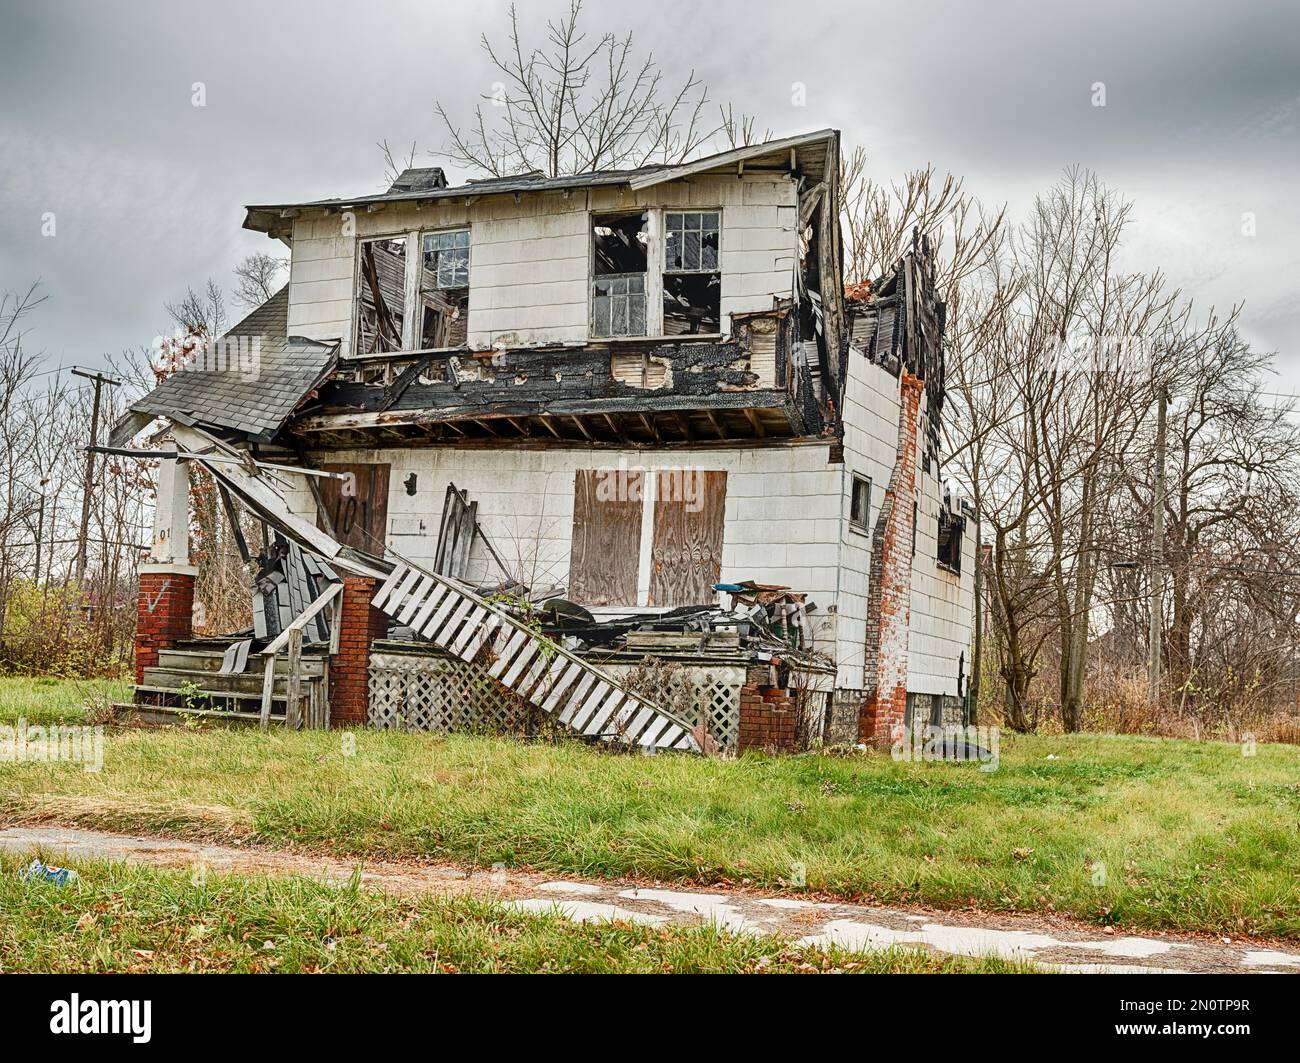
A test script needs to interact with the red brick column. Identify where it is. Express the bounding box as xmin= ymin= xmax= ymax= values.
xmin=860 ymin=371 xmax=924 ymax=747
xmin=738 ymin=683 xmax=800 ymax=754
xmin=135 ymin=565 xmax=197 ymax=684
xmin=330 ymin=576 xmax=387 ymax=727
